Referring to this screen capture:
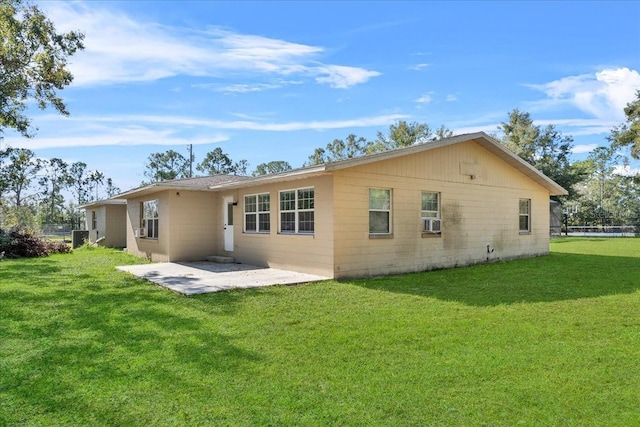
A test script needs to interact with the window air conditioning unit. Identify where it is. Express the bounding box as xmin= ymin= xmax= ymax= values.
xmin=134 ymin=228 xmax=147 ymax=238
xmin=423 ymin=218 xmax=441 ymax=233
